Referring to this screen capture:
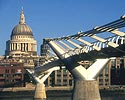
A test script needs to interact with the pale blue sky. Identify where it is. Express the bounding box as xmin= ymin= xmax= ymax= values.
xmin=0 ymin=0 xmax=125 ymax=55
